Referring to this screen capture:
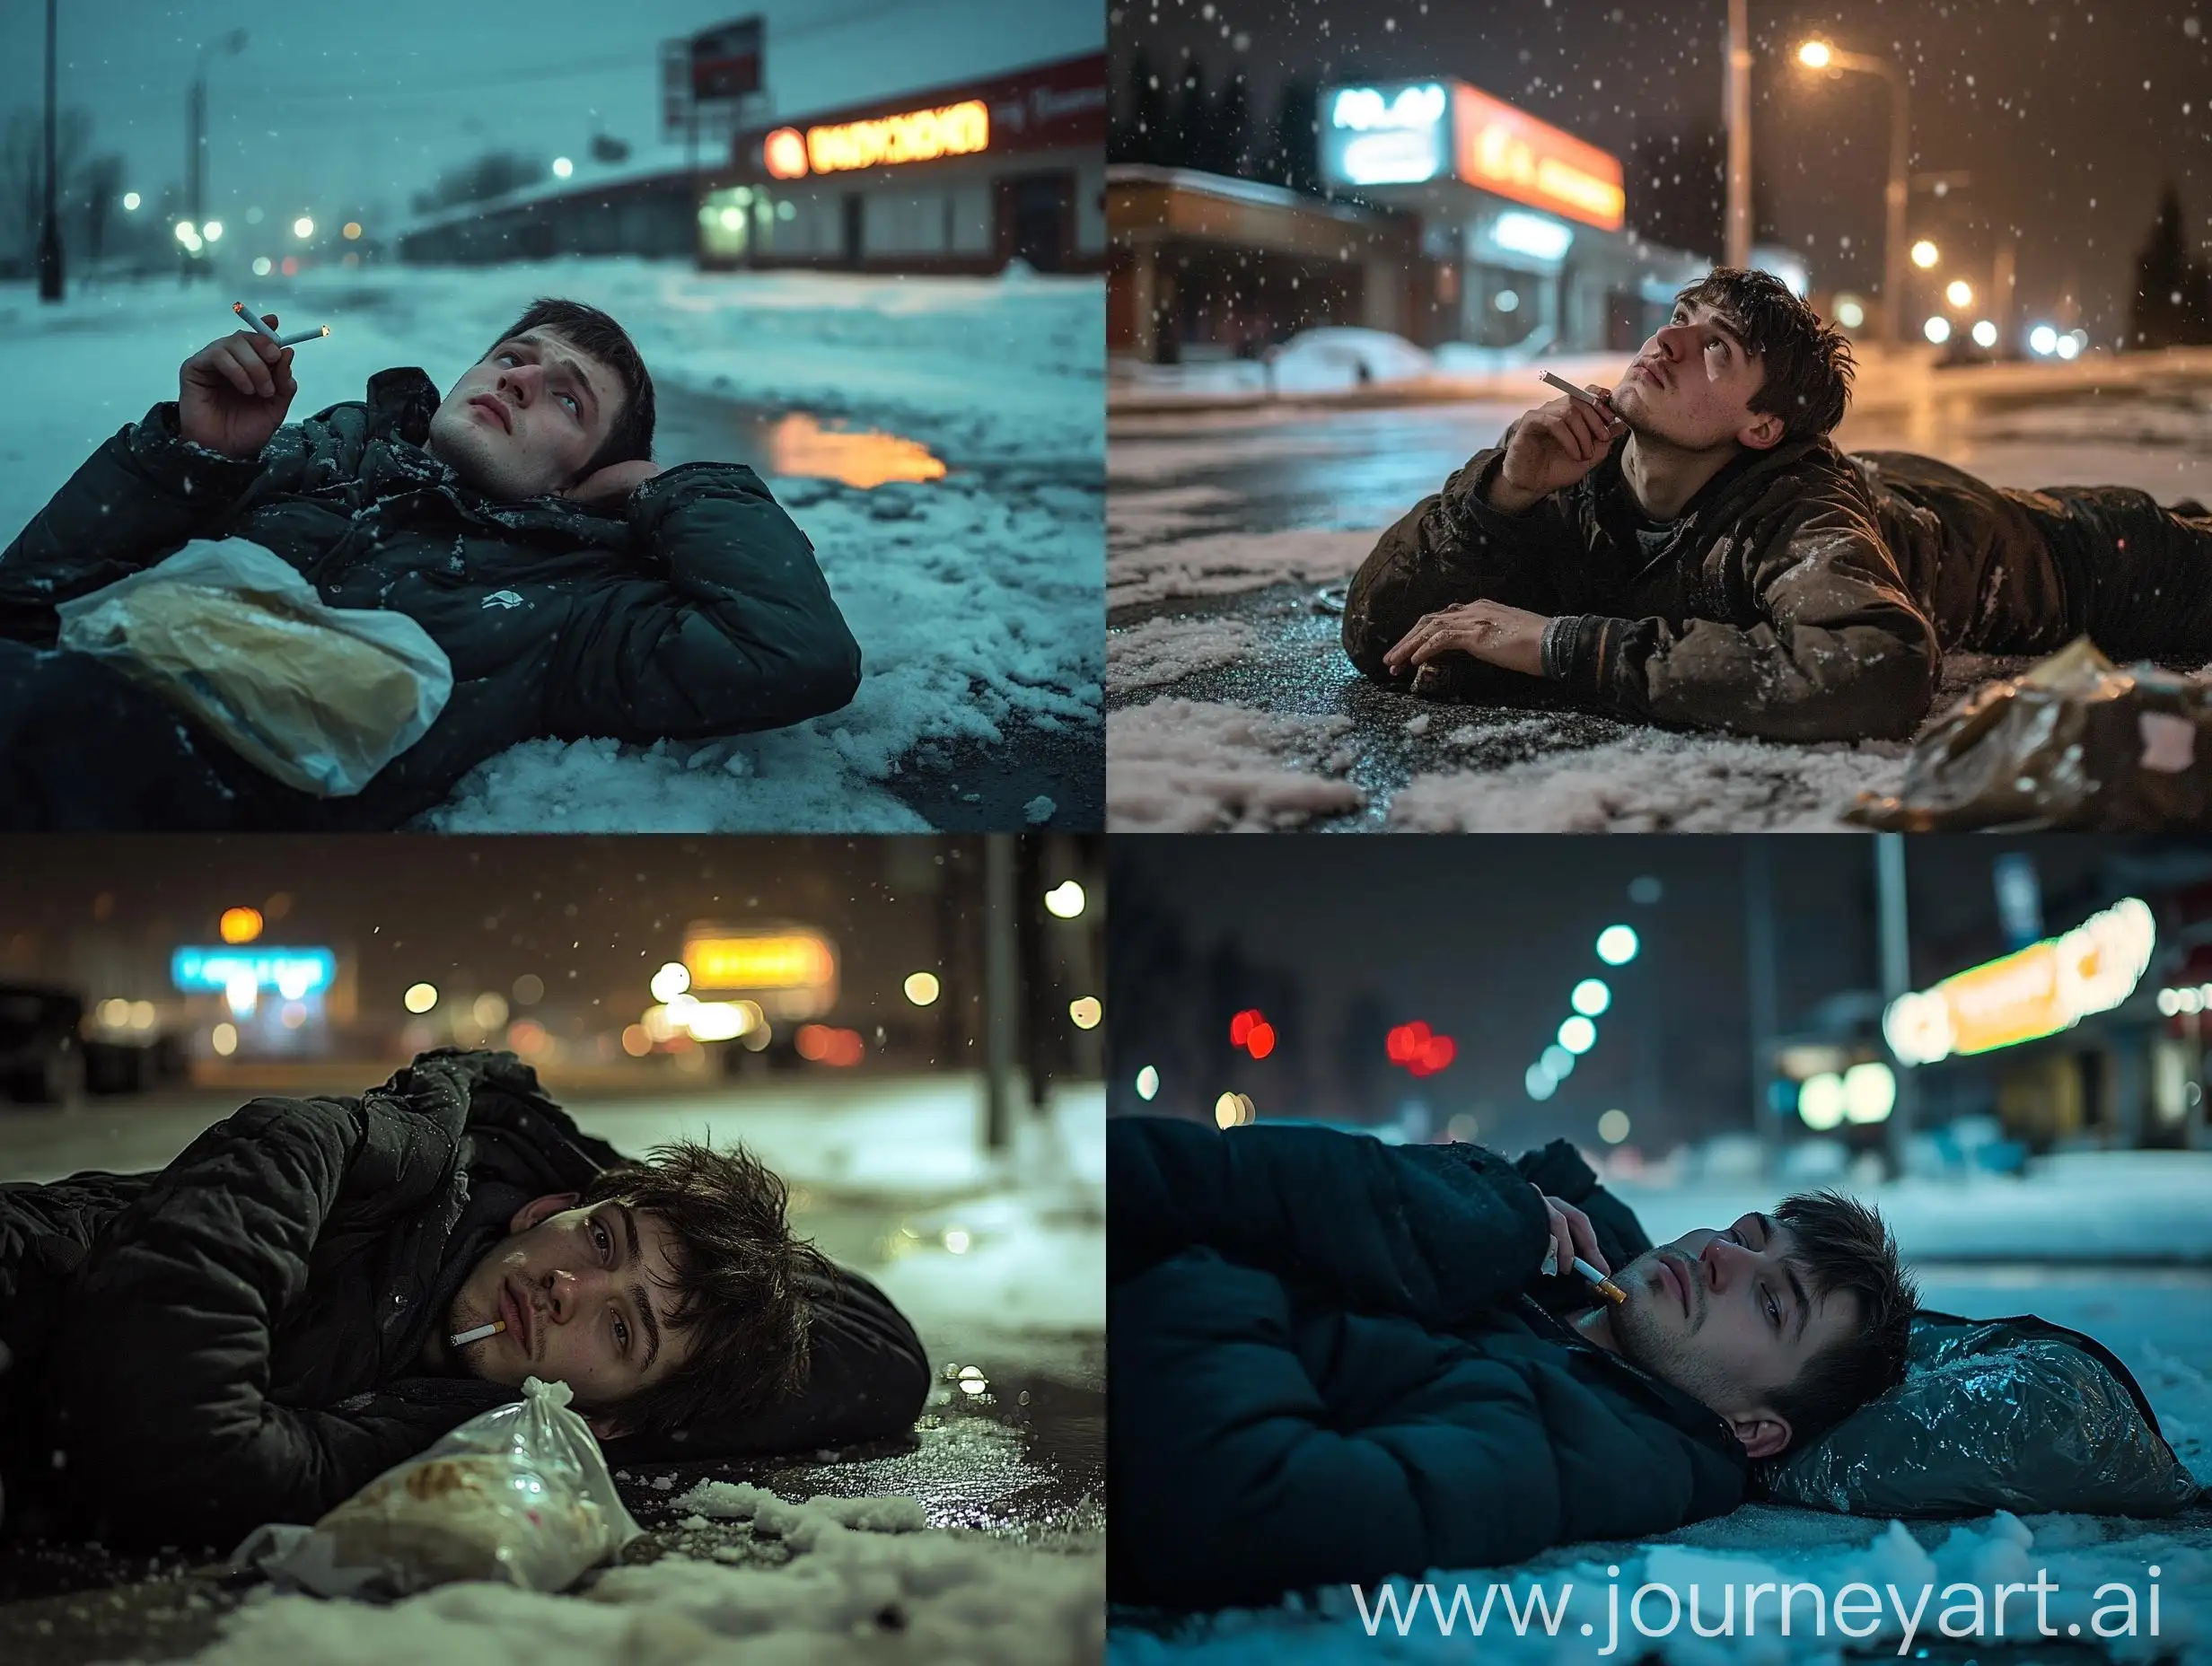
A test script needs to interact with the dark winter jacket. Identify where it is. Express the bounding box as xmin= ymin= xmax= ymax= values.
xmin=1108 ymin=1117 xmax=1747 ymax=1609
xmin=0 ymin=1050 xmax=928 ymax=1550
xmin=1342 ymin=429 xmax=2167 ymax=743
xmin=0 ymin=373 xmax=862 ymax=826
